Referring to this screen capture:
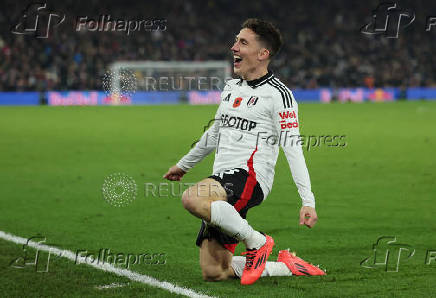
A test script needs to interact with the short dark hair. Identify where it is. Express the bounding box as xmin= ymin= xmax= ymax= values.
xmin=241 ymin=18 xmax=283 ymax=58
